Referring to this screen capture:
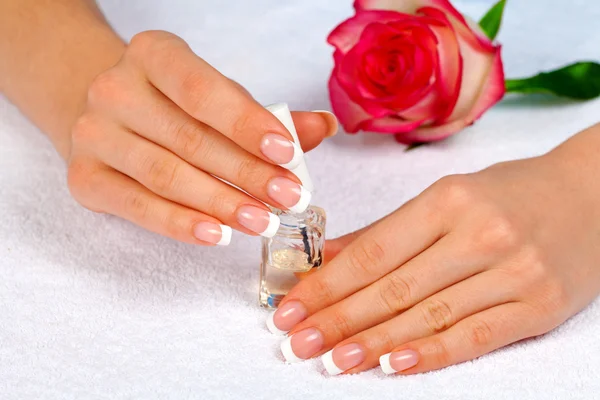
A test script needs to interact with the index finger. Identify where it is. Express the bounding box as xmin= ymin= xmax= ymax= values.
xmin=127 ymin=31 xmax=307 ymax=169
xmin=280 ymin=193 xmax=446 ymax=317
